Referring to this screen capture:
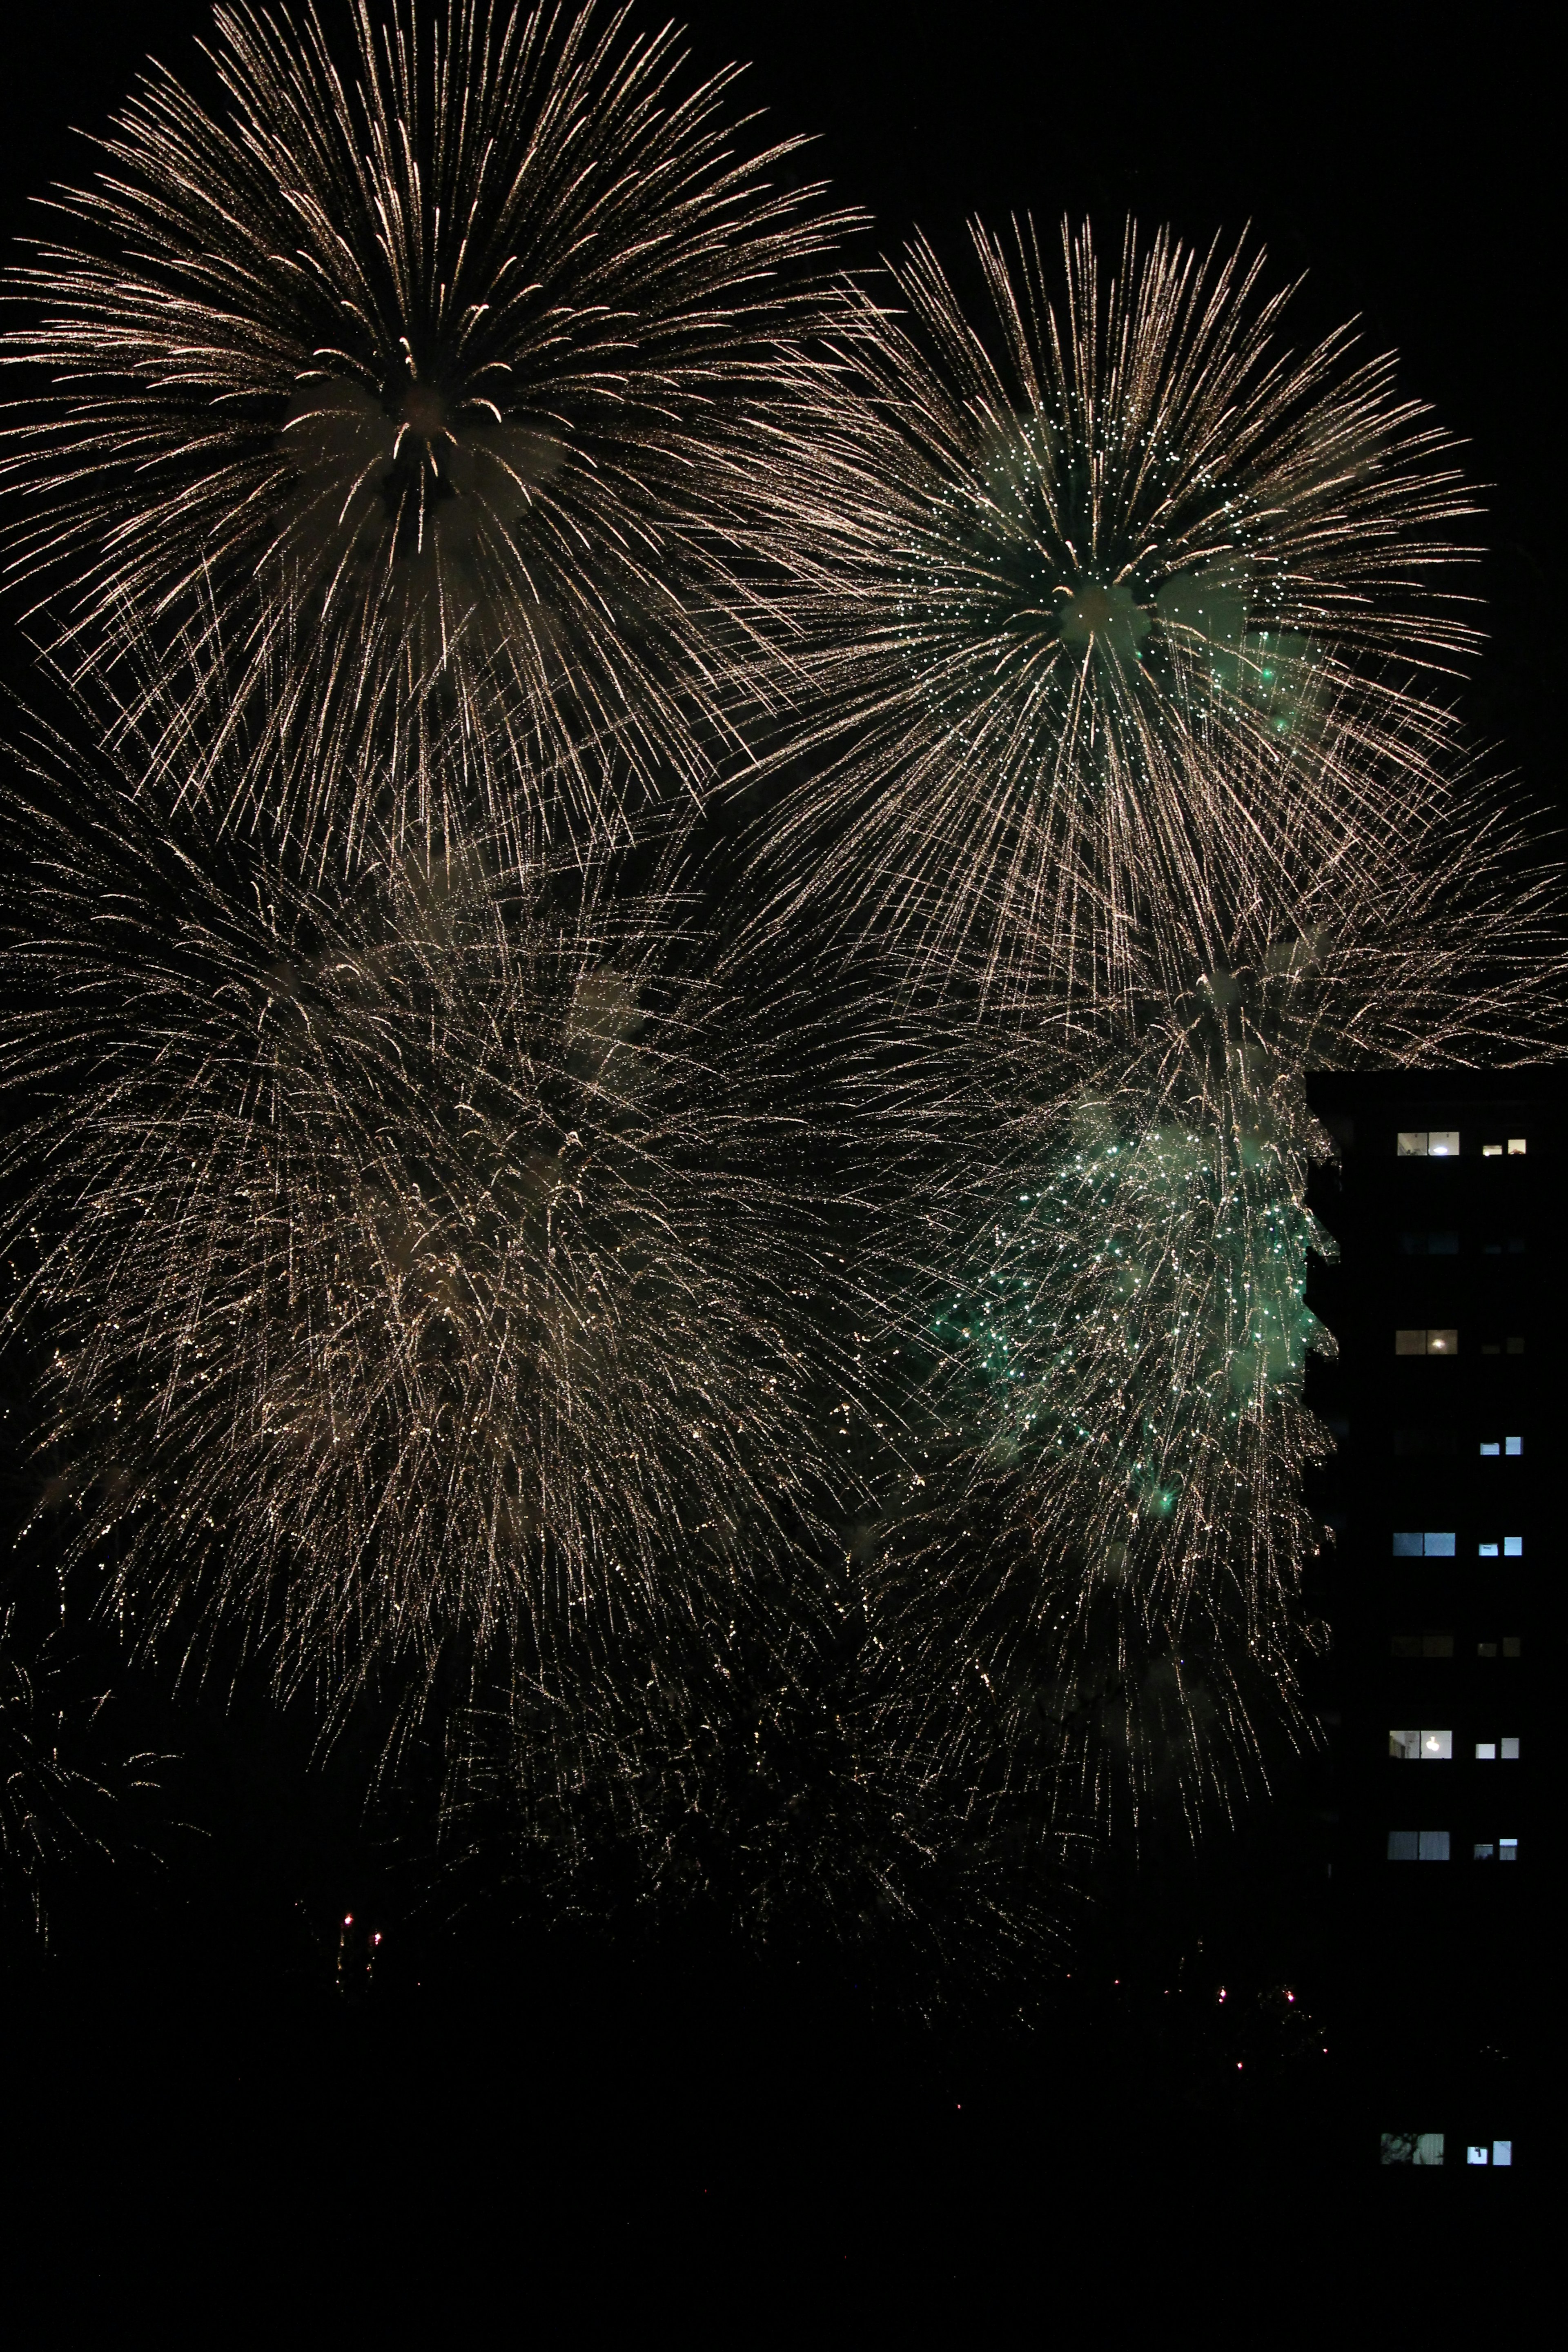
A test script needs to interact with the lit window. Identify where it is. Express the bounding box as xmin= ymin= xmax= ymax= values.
xmin=1506 ymin=1435 xmax=1522 ymax=1455
xmin=1393 ymin=1532 xmax=1455 ymax=1557
xmin=1474 ymin=1842 xmax=1494 ymax=1860
xmin=1482 ymin=1145 xmax=1503 ymax=1158
xmin=1508 ymin=1138 xmax=1526 ymax=1155
xmin=1467 ymin=2145 xmax=1490 ymax=2165
xmin=1478 ymin=1641 xmax=1497 ymax=1657
xmin=1389 ymin=1728 xmax=1452 ymax=1760
xmin=1479 ymin=1441 xmax=1500 ymax=1456
xmin=1499 ymin=1837 xmax=1518 ymax=1861
xmin=1503 ymin=1536 xmax=1522 ymax=1557
xmin=1494 ymin=2141 xmax=1512 ymax=2167
xmin=1475 ymin=1743 xmax=1496 ymax=1761
xmin=1397 ymin=1130 xmax=1459 ymax=1157
xmin=1398 ymin=1131 xmax=1428 ymax=1156
xmin=1501 ymin=1736 xmax=1519 ymax=1760
xmin=1388 ymin=1830 xmax=1449 ymax=1860
xmin=1381 ymin=2132 xmax=1445 ymax=2166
